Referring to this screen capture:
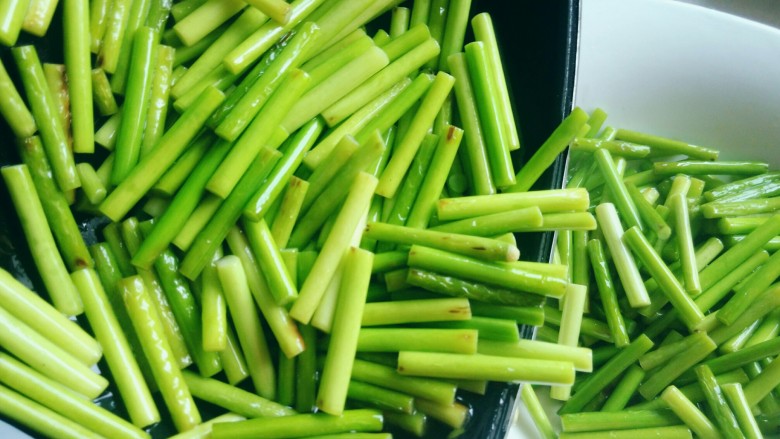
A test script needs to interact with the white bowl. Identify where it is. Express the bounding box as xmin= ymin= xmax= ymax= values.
xmin=510 ymin=0 xmax=780 ymax=437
